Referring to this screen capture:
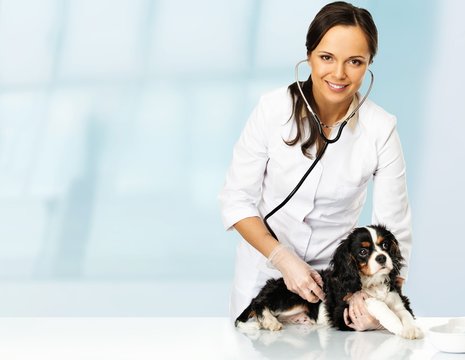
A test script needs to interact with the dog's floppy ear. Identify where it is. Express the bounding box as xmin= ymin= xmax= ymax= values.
xmin=386 ymin=230 xmax=405 ymax=283
xmin=330 ymin=236 xmax=361 ymax=292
